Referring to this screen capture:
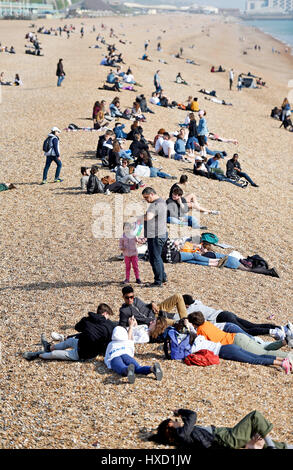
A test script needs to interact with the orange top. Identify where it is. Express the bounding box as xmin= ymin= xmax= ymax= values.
xmin=197 ymin=321 xmax=235 ymax=345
